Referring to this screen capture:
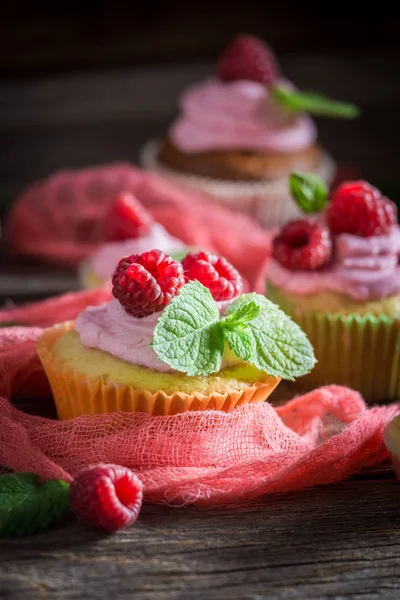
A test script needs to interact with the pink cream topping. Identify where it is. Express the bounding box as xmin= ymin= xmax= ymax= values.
xmin=88 ymin=223 xmax=186 ymax=281
xmin=169 ymin=78 xmax=316 ymax=154
xmin=75 ymin=298 xmax=234 ymax=372
xmin=268 ymin=226 xmax=400 ymax=301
